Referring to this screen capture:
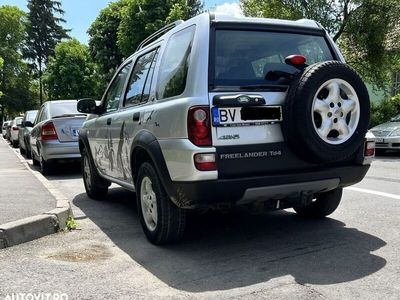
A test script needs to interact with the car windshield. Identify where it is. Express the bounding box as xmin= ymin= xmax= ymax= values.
xmin=390 ymin=115 xmax=400 ymax=122
xmin=15 ymin=117 xmax=23 ymax=125
xmin=213 ymin=30 xmax=334 ymax=87
xmin=50 ymin=101 xmax=80 ymax=118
